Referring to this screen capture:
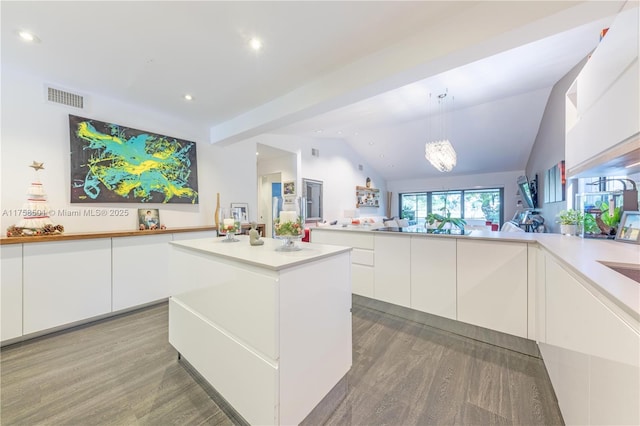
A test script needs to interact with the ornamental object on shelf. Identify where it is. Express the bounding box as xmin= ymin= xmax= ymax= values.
xmin=6 ymin=161 xmax=64 ymax=237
